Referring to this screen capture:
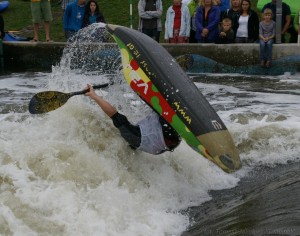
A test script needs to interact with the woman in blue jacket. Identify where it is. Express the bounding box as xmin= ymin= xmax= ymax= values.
xmin=195 ymin=0 xmax=220 ymax=43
